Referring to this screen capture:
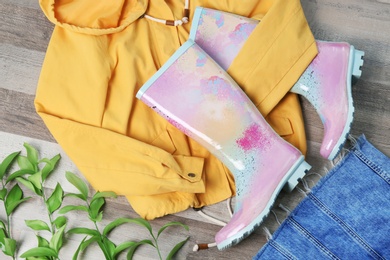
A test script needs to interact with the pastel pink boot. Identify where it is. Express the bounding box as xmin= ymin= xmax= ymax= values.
xmin=190 ymin=7 xmax=365 ymax=160
xmin=136 ymin=40 xmax=311 ymax=249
